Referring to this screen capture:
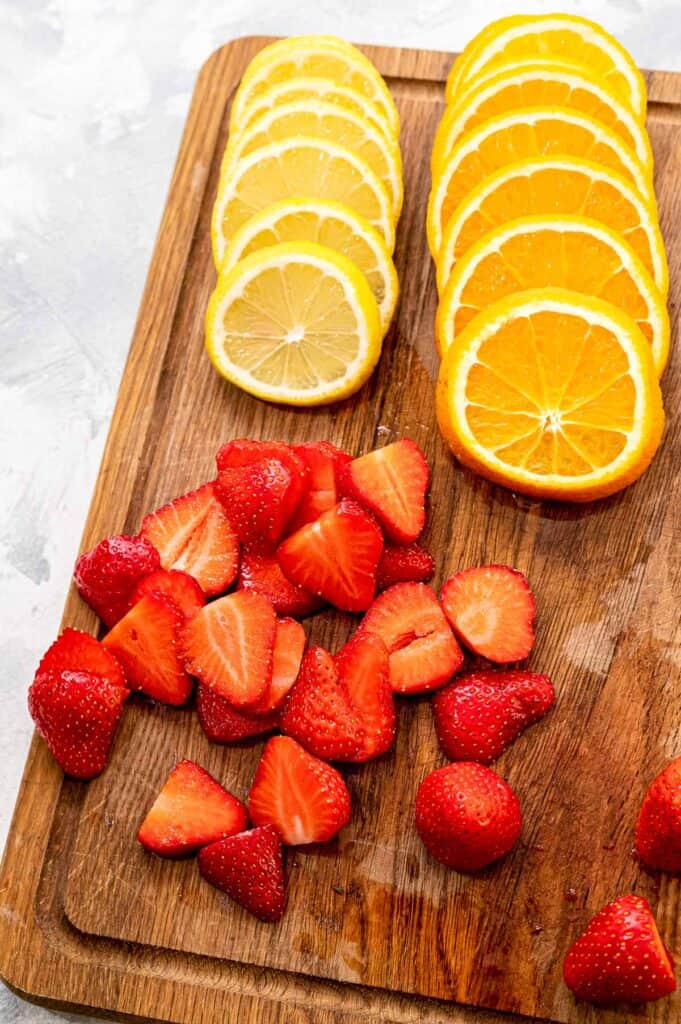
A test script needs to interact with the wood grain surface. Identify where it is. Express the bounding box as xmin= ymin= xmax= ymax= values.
xmin=0 ymin=36 xmax=680 ymax=1024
